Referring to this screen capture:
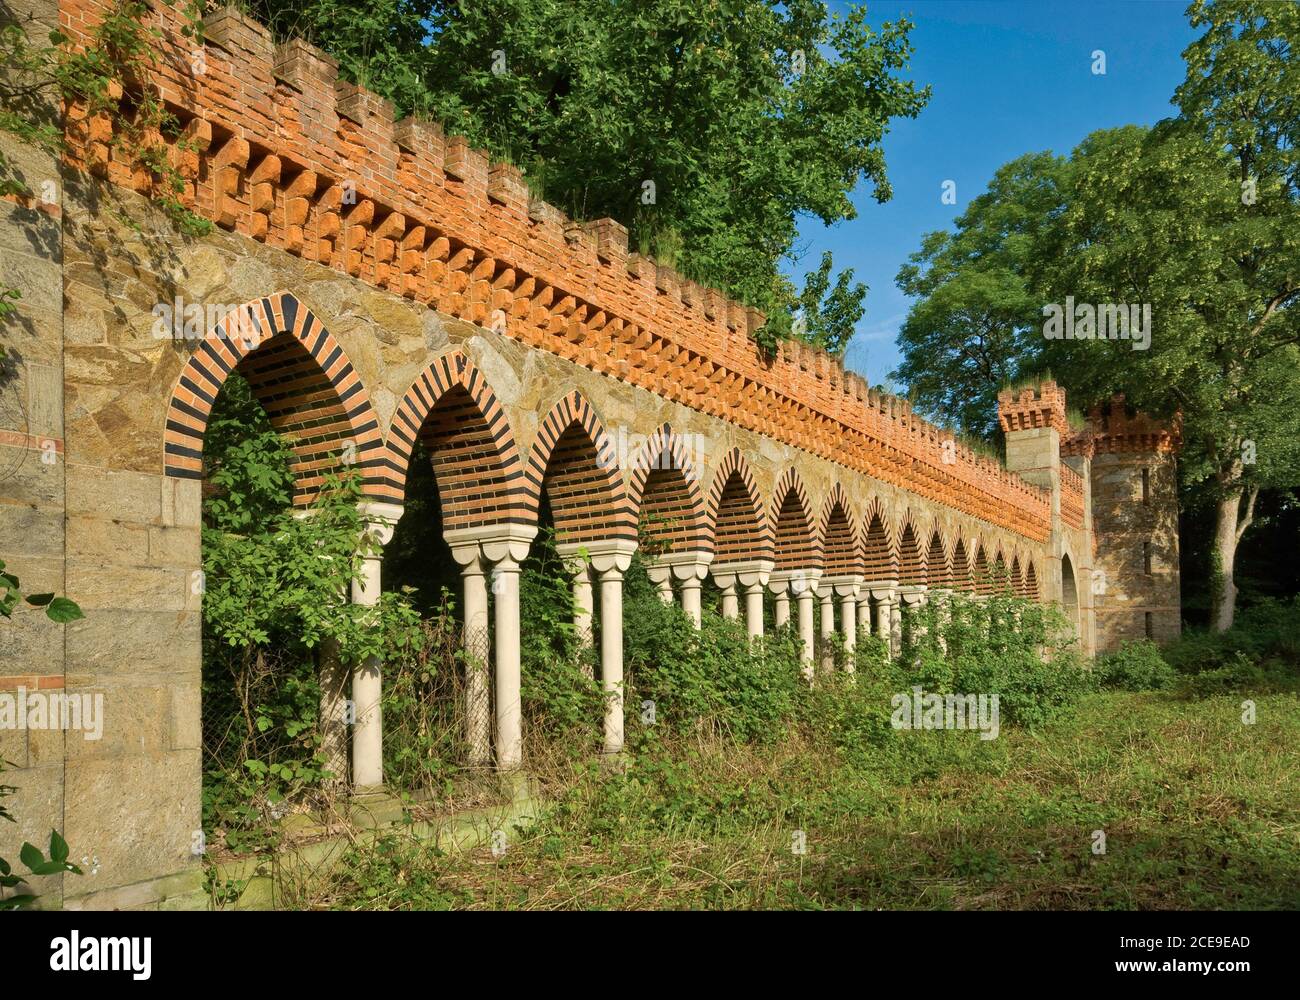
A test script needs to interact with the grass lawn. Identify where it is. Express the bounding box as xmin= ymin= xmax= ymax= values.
xmin=317 ymin=684 xmax=1300 ymax=910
